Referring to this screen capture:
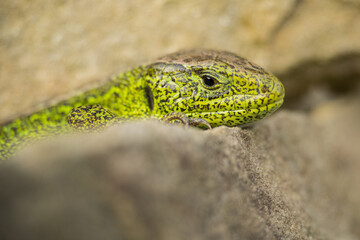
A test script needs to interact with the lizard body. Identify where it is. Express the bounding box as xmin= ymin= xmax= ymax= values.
xmin=0 ymin=49 xmax=285 ymax=160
